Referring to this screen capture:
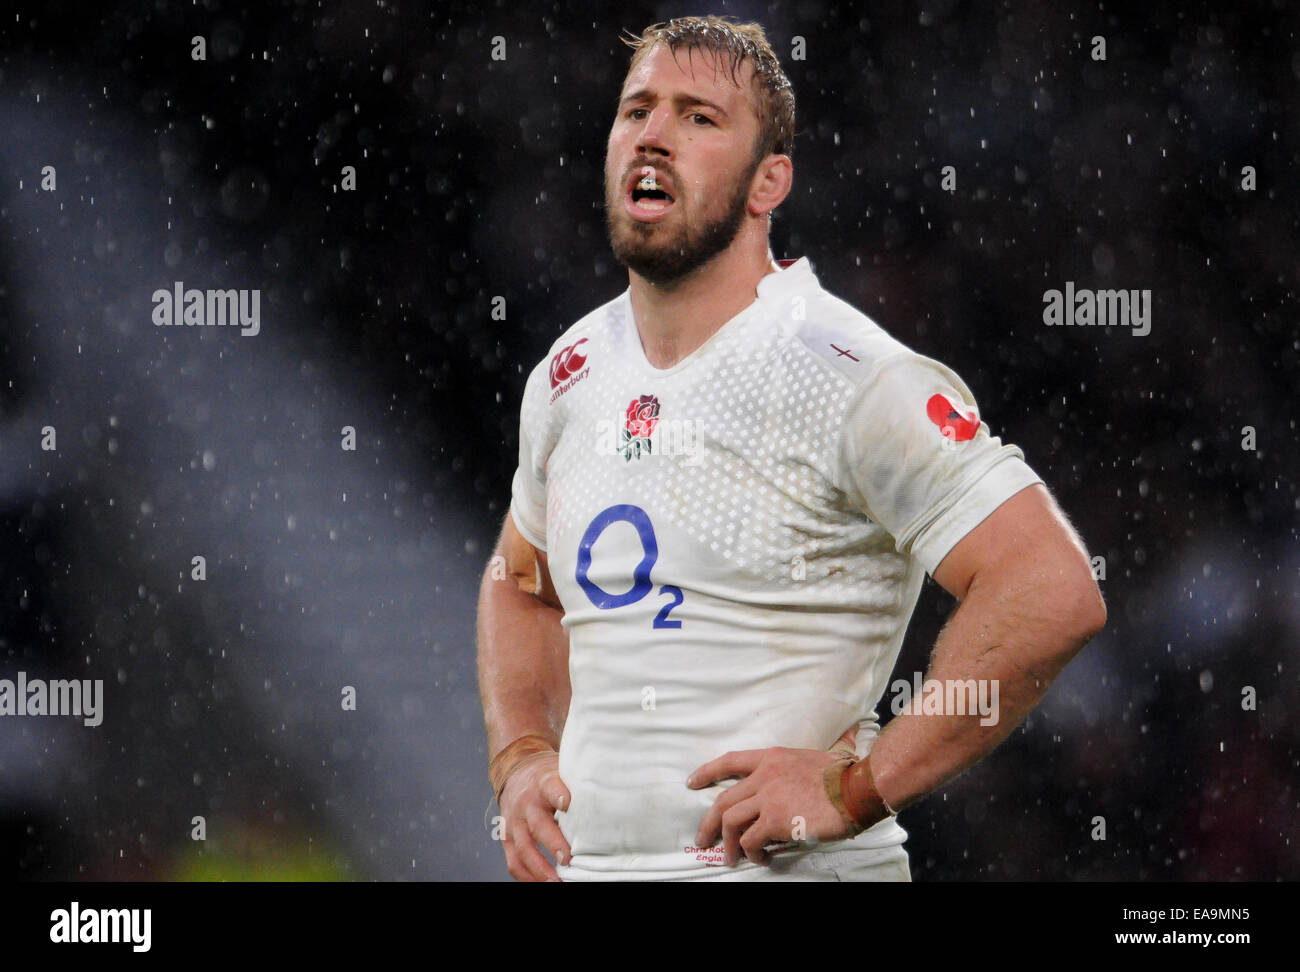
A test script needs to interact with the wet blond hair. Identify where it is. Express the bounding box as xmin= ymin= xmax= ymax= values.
xmin=619 ymin=14 xmax=796 ymax=164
